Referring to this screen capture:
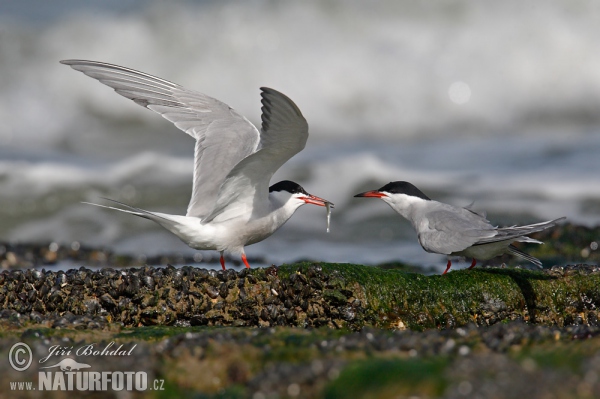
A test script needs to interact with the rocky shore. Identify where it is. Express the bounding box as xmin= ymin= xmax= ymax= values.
xmin=0 ymin=261 xmax=598 ymax=398
xmin=1 ymin=316 xmax=599 ymax=398
xmin=1 ymin=262 xmax=599 ymax=331
xmin=0 ymin=221 xmax=598 ymax=398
